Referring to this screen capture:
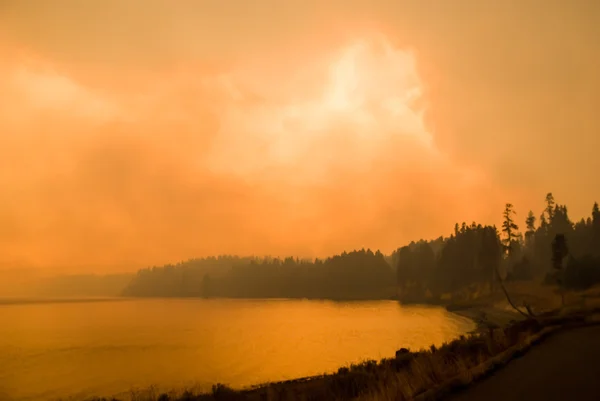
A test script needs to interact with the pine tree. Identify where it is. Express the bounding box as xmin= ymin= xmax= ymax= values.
xmin=502 ymin=203 xmax=520 ymax=257
xmin=551 ymin=234 xmax=569 ymax=306
xmin=525 ymin=211 xmax=536 ymax=246
xmin=592 ymin=202 xmax=600 ymax=257
xmin=545 ymin=192 xmax=556 ymax=222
